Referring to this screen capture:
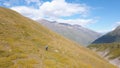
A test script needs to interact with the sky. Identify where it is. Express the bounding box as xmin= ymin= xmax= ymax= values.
xmin=0 ymin=0 xmax=120 ymax=33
